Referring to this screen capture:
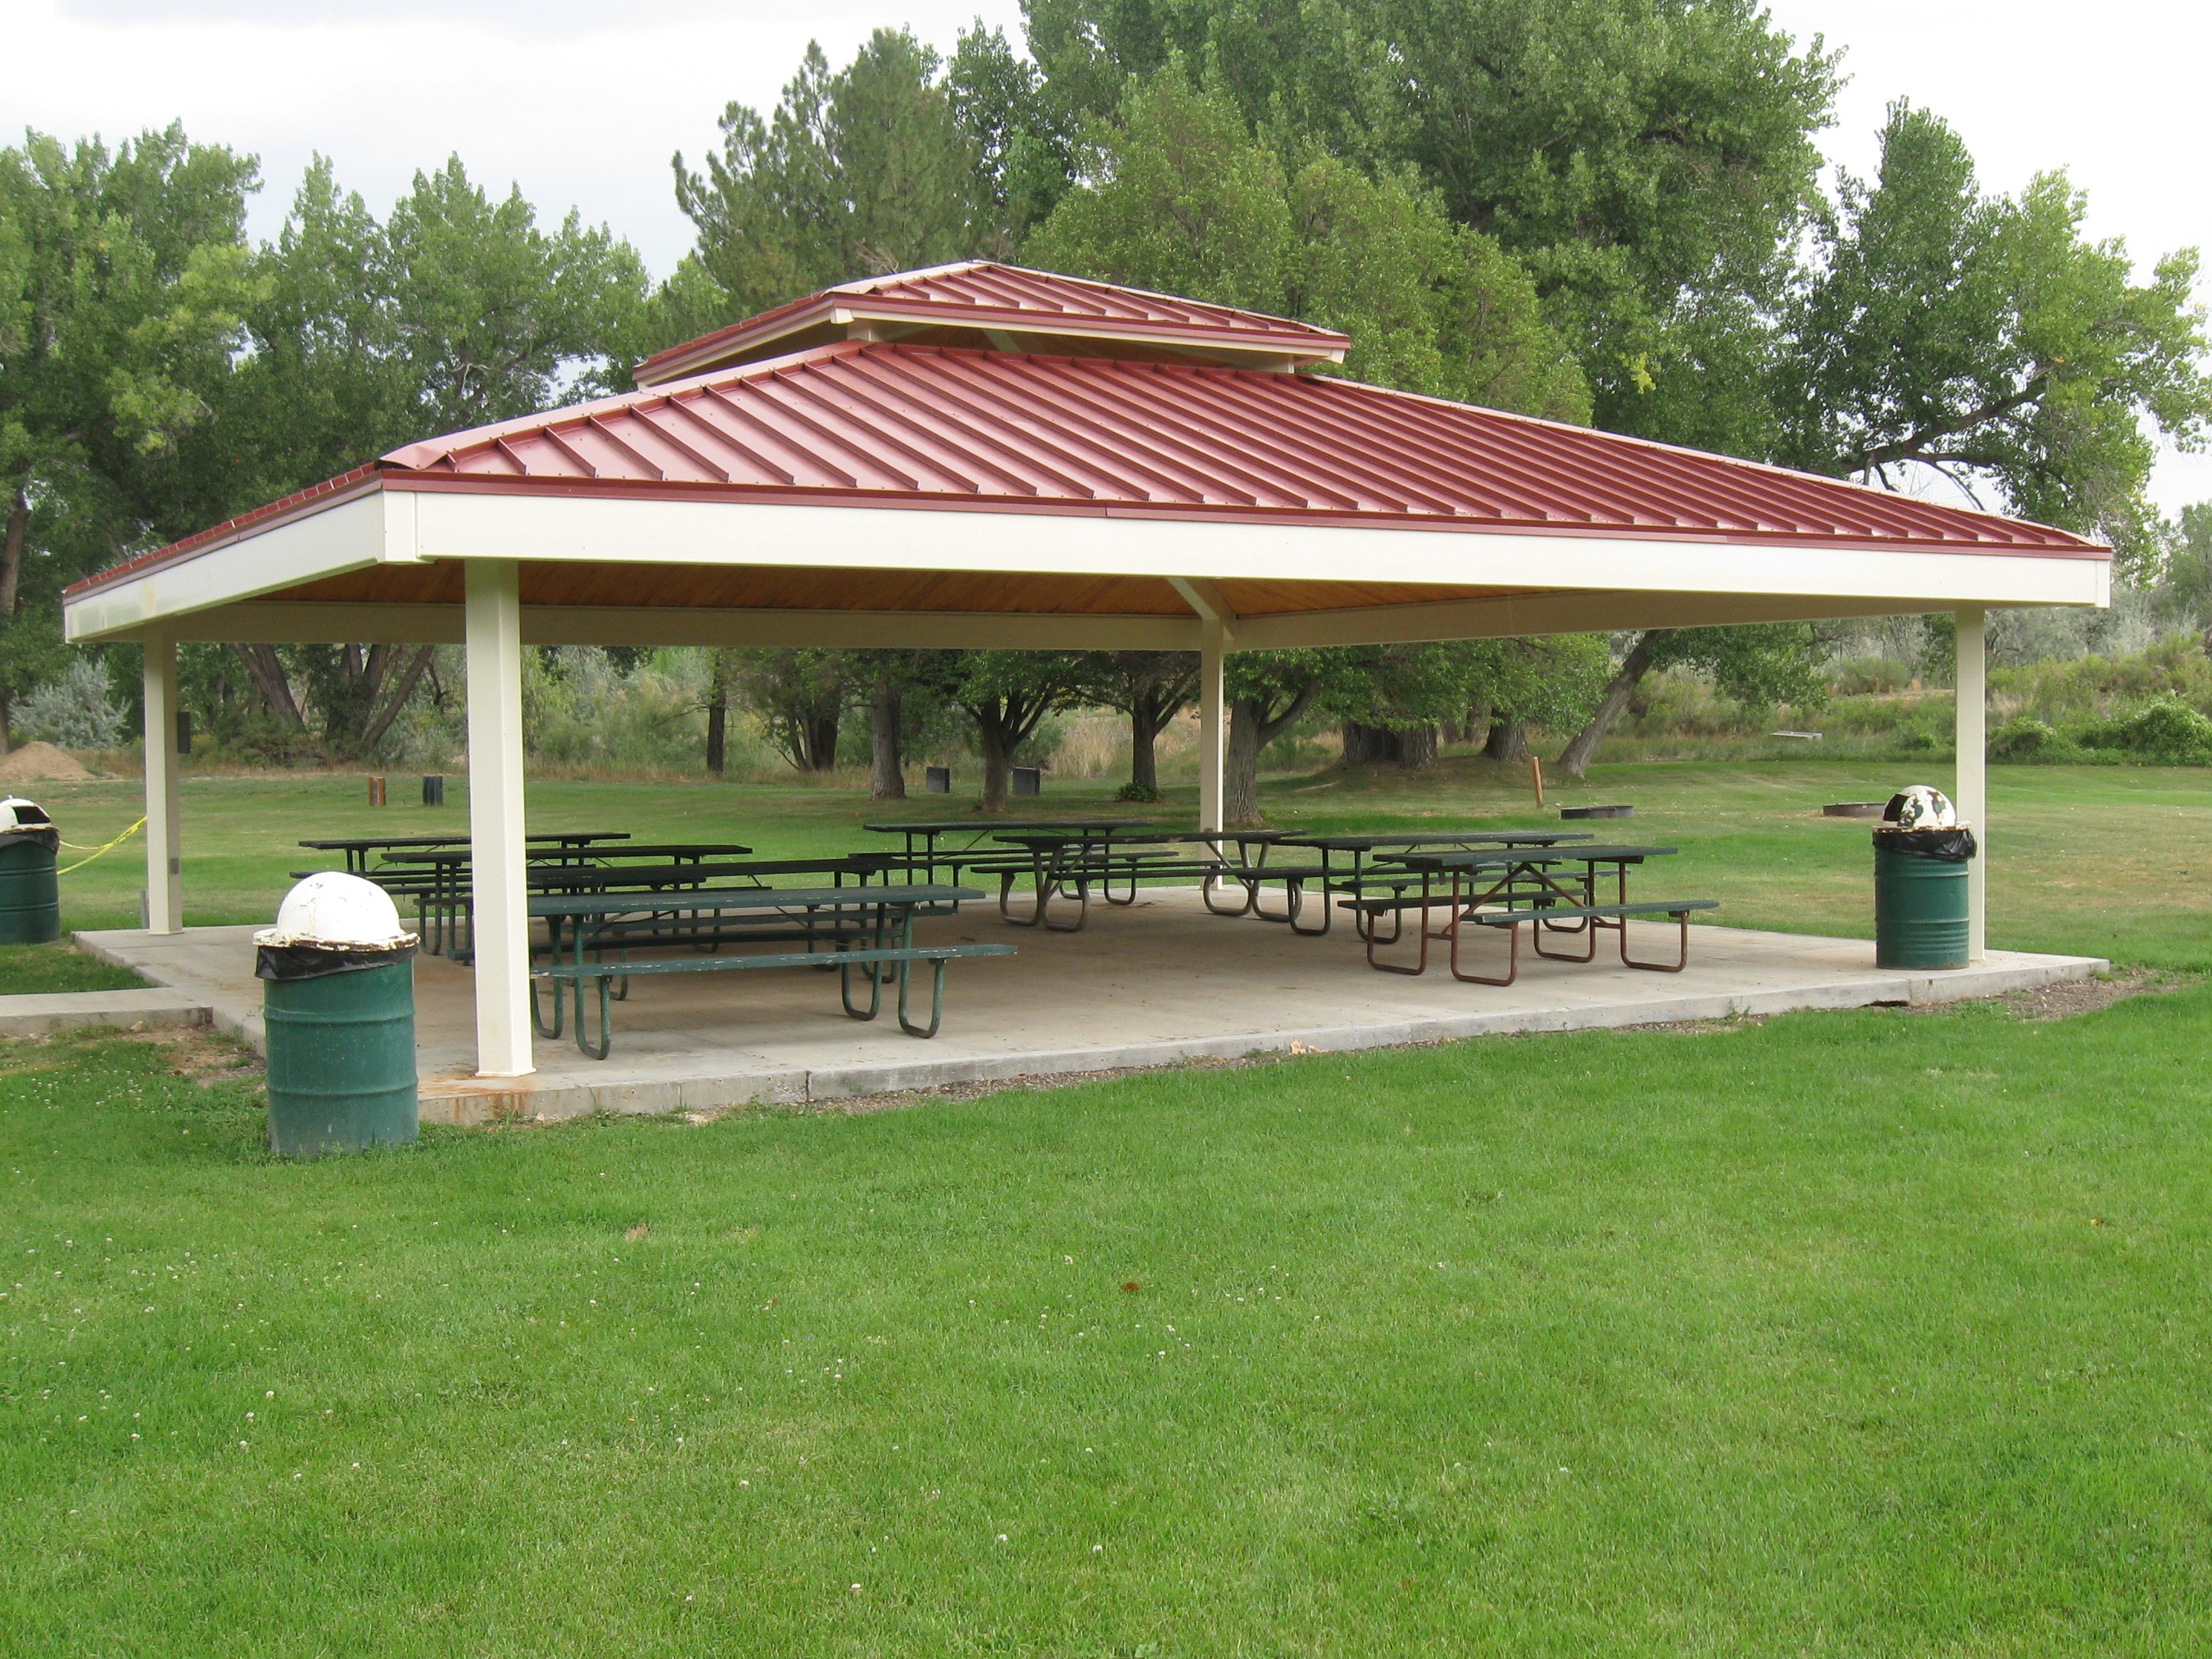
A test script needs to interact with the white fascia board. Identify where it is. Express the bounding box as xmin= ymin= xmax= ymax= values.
xmin=177 ymin=600 xmax=1198 ymax=652
xmin=62 ymin=488 xmax=421 ymax=643
xmin=408 ymin=490 xmax=2110 ymax=611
